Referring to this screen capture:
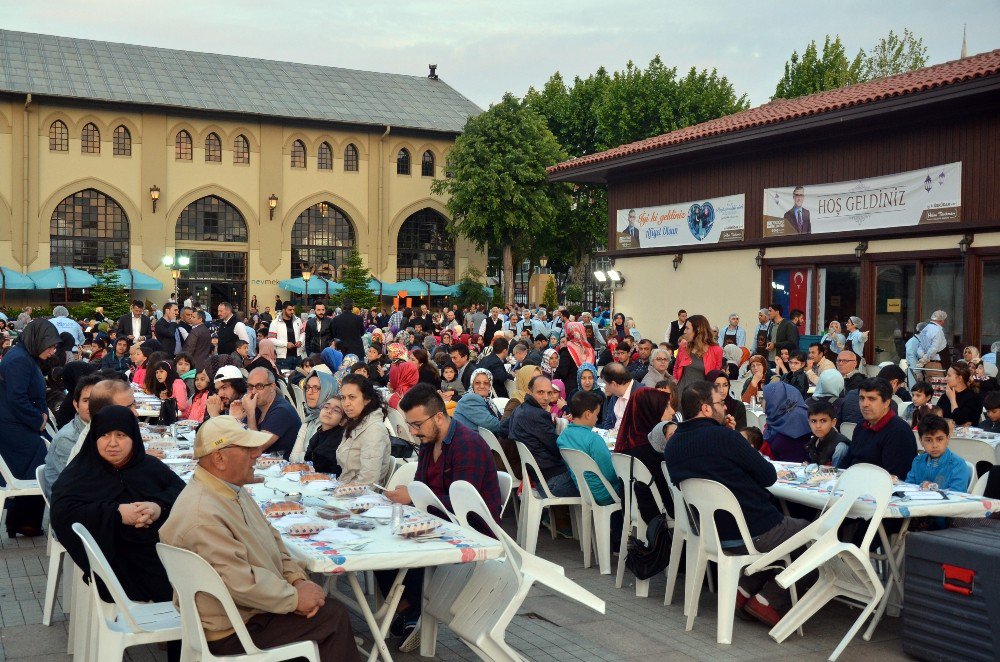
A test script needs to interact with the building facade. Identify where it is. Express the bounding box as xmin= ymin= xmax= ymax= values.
xmin=0 ymin=30 xmax=486 ymax=311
